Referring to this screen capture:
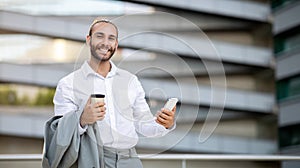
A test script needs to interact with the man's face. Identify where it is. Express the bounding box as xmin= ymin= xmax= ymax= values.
xmin=88 ymin=22 xmax=118 ymax=62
